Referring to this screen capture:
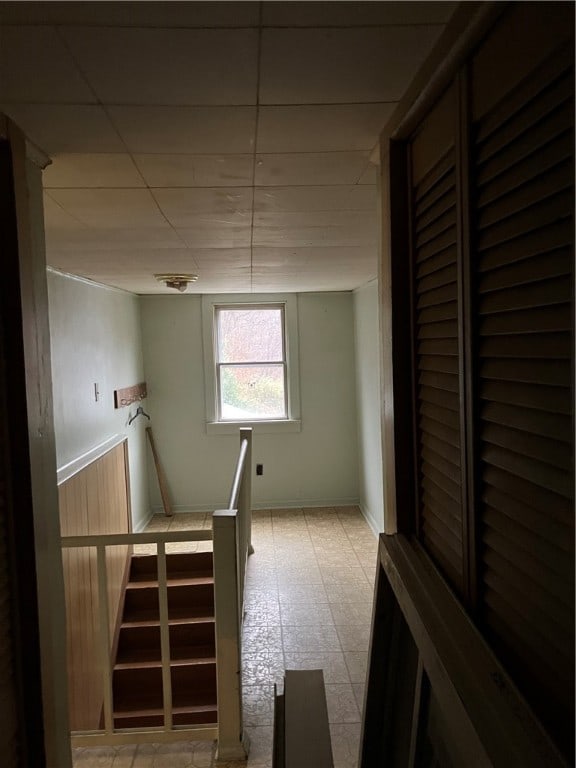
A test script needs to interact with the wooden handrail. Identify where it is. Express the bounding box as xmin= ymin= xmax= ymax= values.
xmin=228 ymin=436 xmax=248 ymax=510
